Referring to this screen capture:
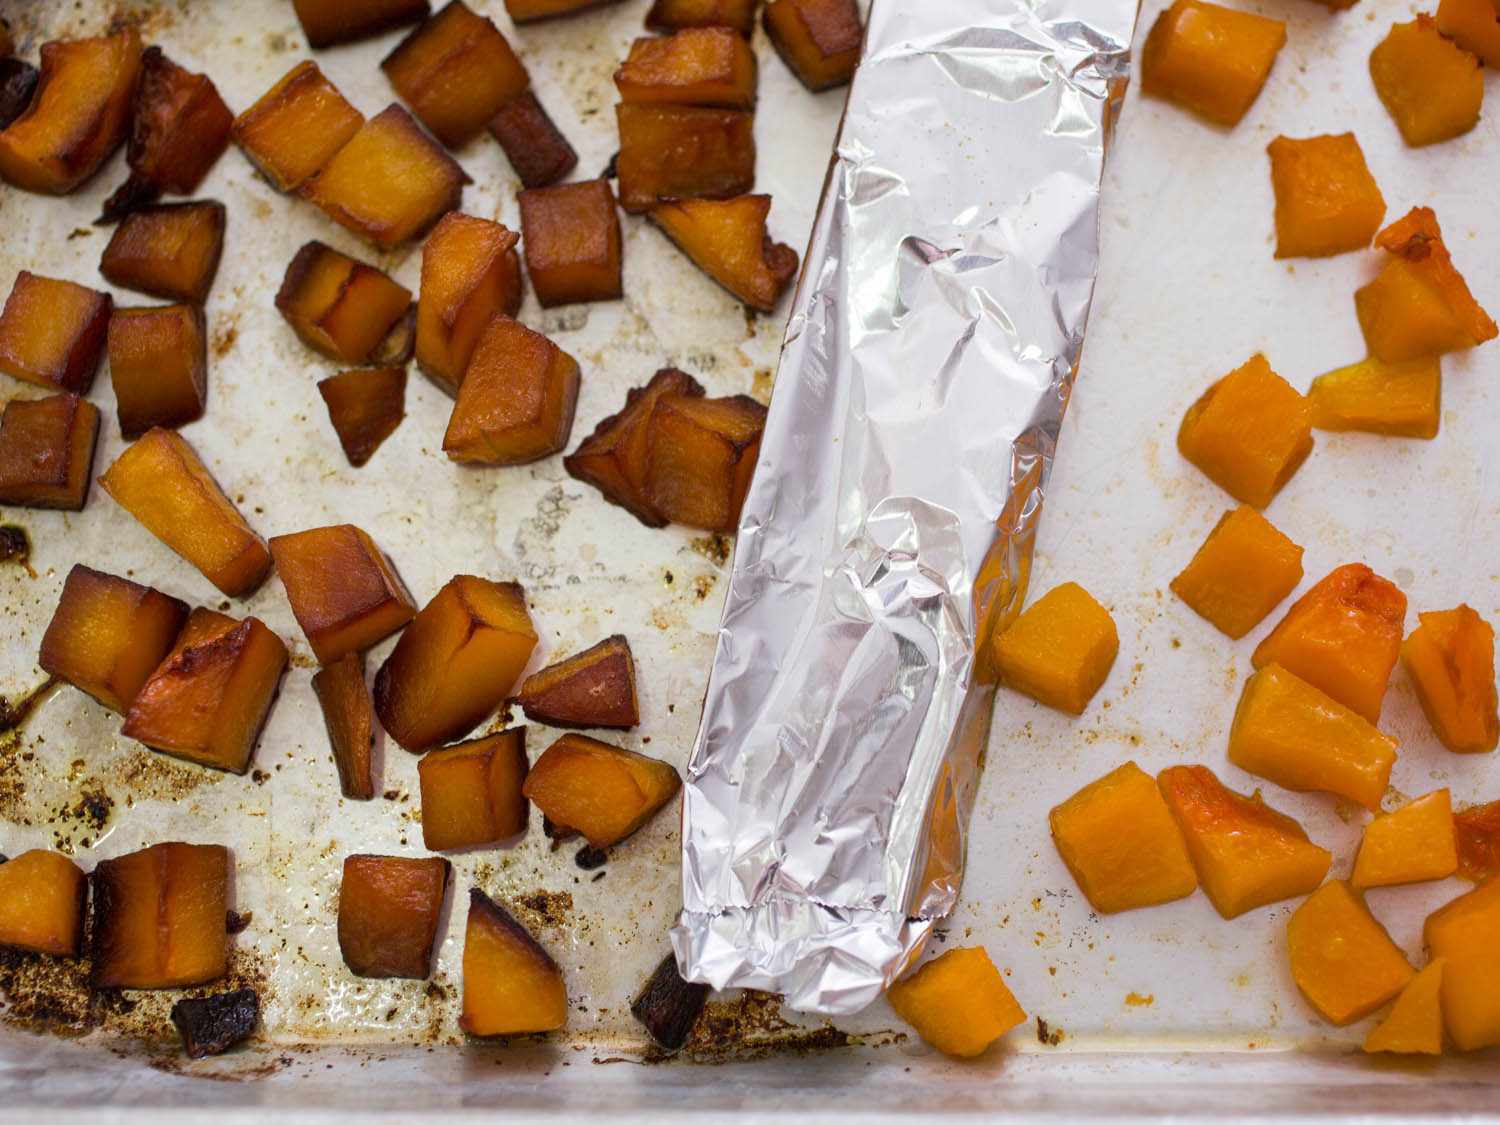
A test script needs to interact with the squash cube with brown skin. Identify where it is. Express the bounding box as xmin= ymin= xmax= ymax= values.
xmin=648 ymin=0 xmax=757 ymax=36
xmin=1370 ymin=16 xmax=1483 ymax=148
xmin=486 ymin=91 xmax=577 ymax=189
xmin=522 ymin=733 xmax=681 ymax=848
xmin=504 ymin=0 xmax=624 ymax=21
xmin=1352 ymin=789 xmax=1458 ymax=889
xmin=269 ymin=525 xmax=416 ymax=665
xmin=0 ymin=851 xmax=87 ymax=957
xmin=99 ymin=429 xmax=272 ymax=598
xmin=649 ymin=195 xmax=799 ymax=313
xmin=519 ymin=179 xmax=623 ymax=307
xmin=232 ymin=61 xmax=363 ymax=192
xmin=0 ymin=27 xmax=143 ymax=194
xmin=374 ymin=575 xmax=538 ymax=750
xmin=1309 ymin=355 xmax=1441 ymax=439
xmin=418 ymin=728 xmax=529 ymax=850
xmin=615 ymin=103 xmax=755 ymax=213
xmin=1140 ymin=0 xmax=1285 ymax=126
xmin=763 ymin=0 xmax=863 ymax=91
xmin=416 ymin=213 xmax=522 ymax=394
xmin=1455 ymin=800 xmax=1500 ymax=882
xmin=515 ymin=635 xmax=639 ymax=729
xmin=91 ymin=842 xmax=230 ymax=989
xmin=312 ymin=655 xmax=376 ymax=800
xmin=0 ymin=393 xmax=100 ymax=511
xmin=1266 ymin=134 xmax=1385 ymax=259
xmin=643 ymin=392 xmax=766 ymax=531
xmin=108 ymin=304 xmax=208 ymax=438
xmin=616 ymin=28 xmax=757 ymax=109
xmin=1170 ymin=506 xmax=1303 ymax=639
xmin=0 ymin=58 xmax=39 ymax=133
xmin=100 ymin=201 xmax=226 ymax=305
xmin=276 ymin=242 xmax=414 ymax=364
xmin=293 ymin=0 xmax=430 ymax=48
xmin=318 ymin=367 xmax=407 ymax=468
xmin=443 ymin=316 xmax=580 ymax=465
xmin=1436 ymin=0 xmax=1500 ymax=67
xmin=461 ymin=888 xmax=567 ymax=1036
xmin=0 ymin=272 xmax=111 ymax=394
xmin=886 ymin=946 xmax=1026 ymax=1059
xmin=1403 ymin=605 xmax=1498 ymax=753
xmin=1426 ymin=878 xmax=1500 ymax=1049
xmin=39 ymin=565 xmax=189 ymax=713
xmin=383 ymin=1 xmax=528 ymax=149
xmin=1287 ymin=880 xmax=1414 ymax=1026
xmin=337 ymin=854 xmax=450 ymax=979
